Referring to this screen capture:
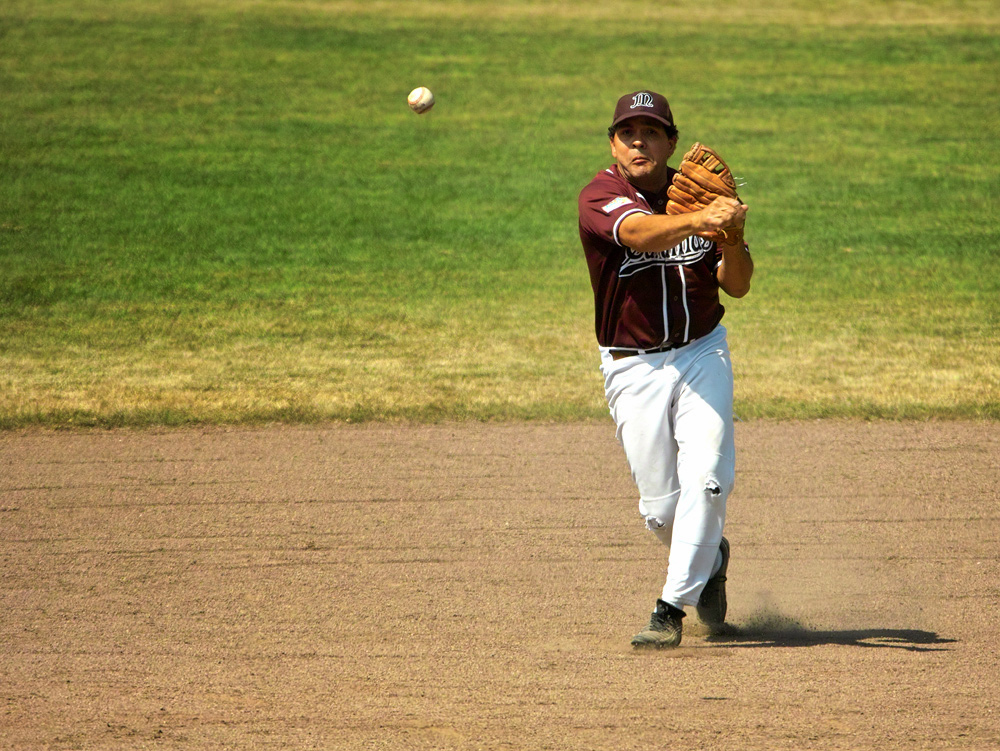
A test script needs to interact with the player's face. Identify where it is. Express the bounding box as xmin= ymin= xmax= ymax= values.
xmin=610 ymin=117 xmax=677 ymax=191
